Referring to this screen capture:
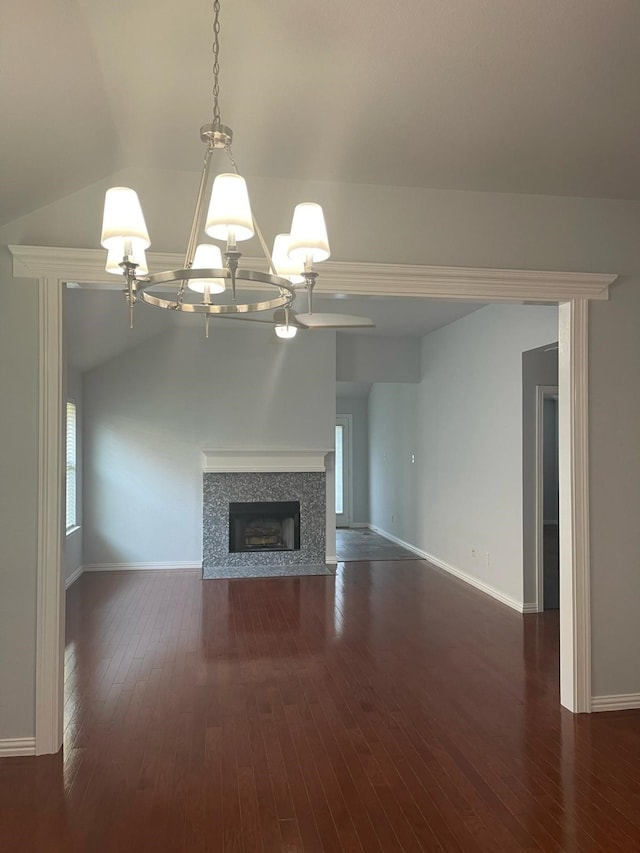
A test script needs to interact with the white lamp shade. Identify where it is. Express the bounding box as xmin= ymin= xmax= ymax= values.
xmin=271 ymin=233 xmax=304 ymax=284
xmin=287 ymin=203 xmax=330 ymax=263
xmin=188 ymin=244 xmax=226 ymax=294
xmin=105 ymin=241 xmax=148 ymax=276
xmin=101 ymin=187 xmax=150 ymax=250
xmin=205 ymin=173 xmax=254 ymax=242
